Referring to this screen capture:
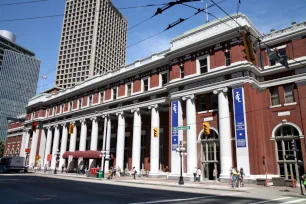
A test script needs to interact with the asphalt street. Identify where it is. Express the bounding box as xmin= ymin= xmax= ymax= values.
xmin=0 ymin=174 xmax=305 ymax=204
